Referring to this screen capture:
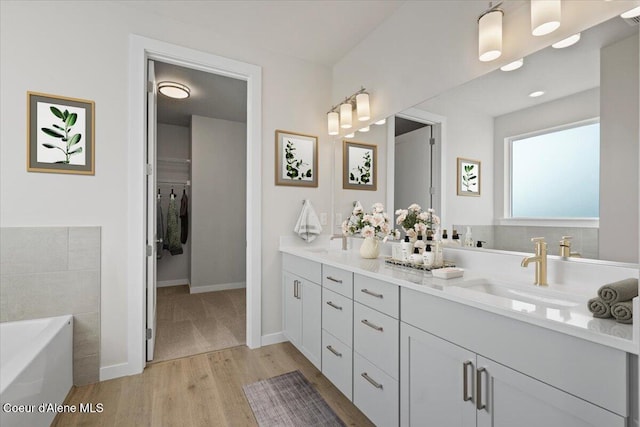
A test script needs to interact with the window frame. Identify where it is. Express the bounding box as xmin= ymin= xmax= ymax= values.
xmin=502 ymin=117 xmax=600 ymax=228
